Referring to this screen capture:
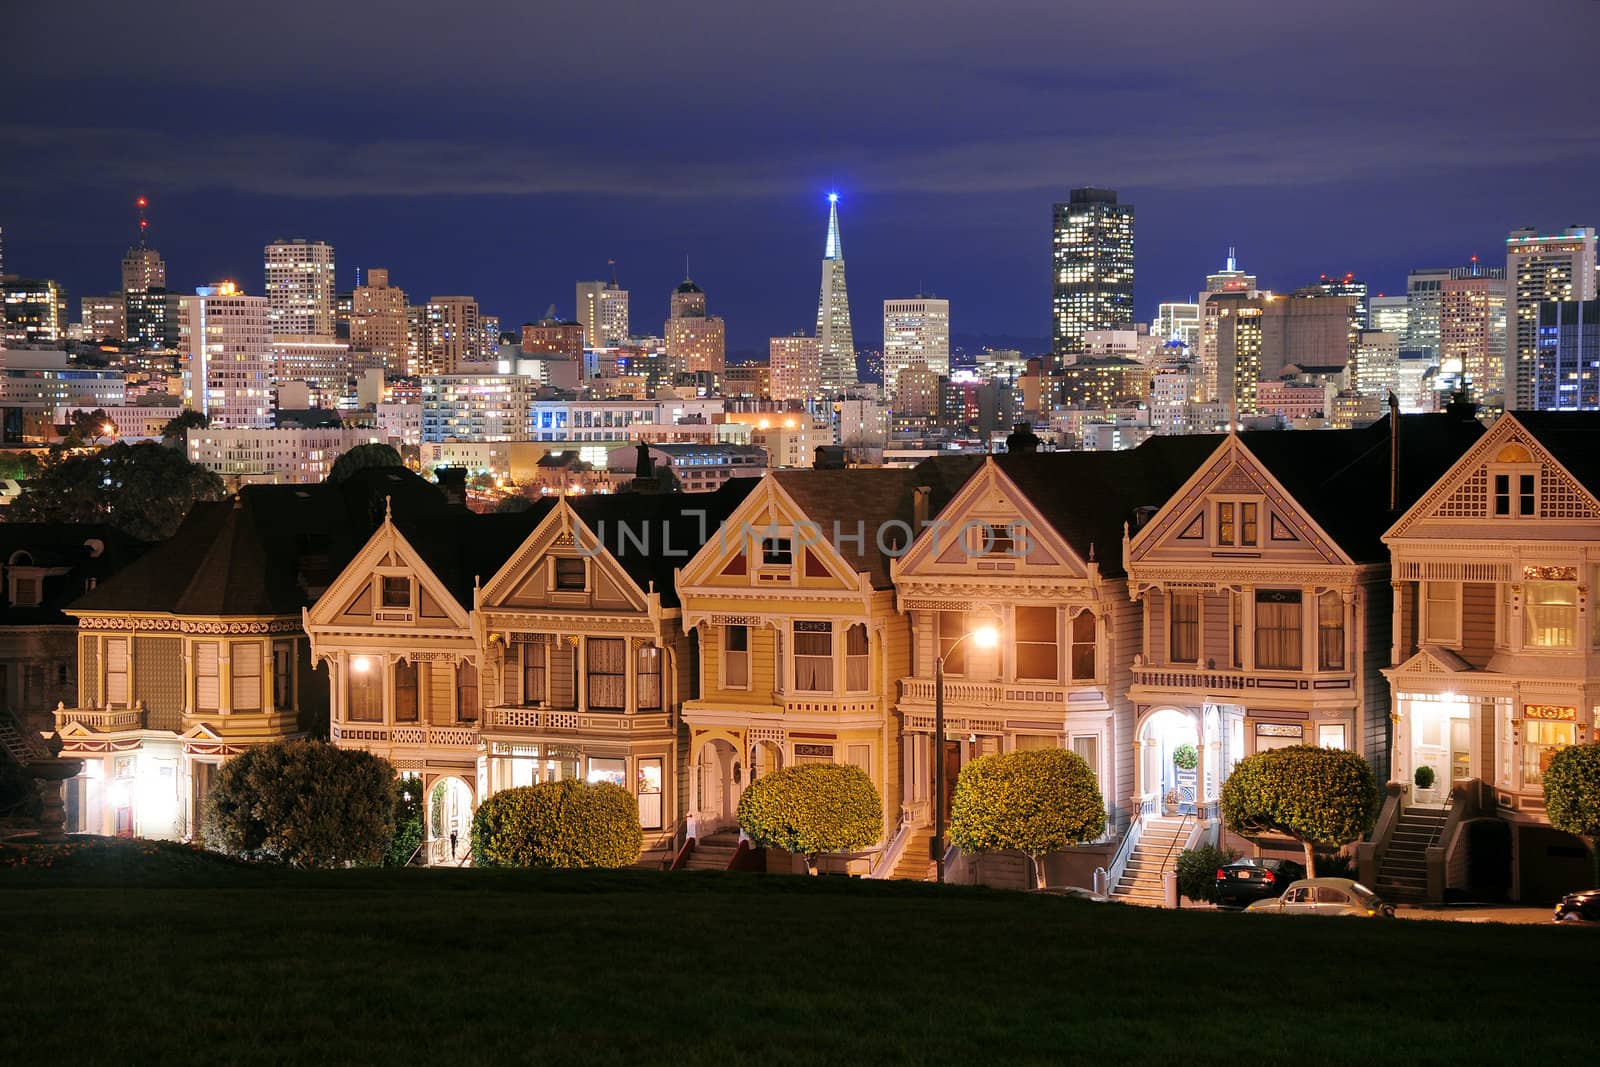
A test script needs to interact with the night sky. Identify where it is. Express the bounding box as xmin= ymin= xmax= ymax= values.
xmin=4 ymin=0 xmax=1598 ymax=357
